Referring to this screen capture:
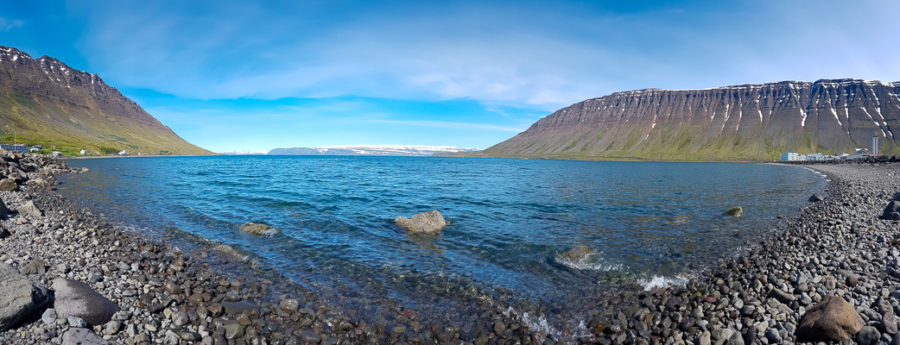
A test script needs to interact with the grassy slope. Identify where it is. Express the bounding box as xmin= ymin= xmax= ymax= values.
xmin=477 ymin=124 xmax=900 ymax=162
xmin=0 ymin=89 xmax=210 ymax=156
